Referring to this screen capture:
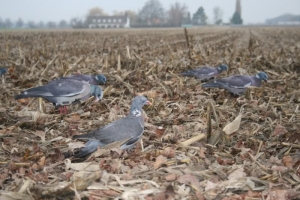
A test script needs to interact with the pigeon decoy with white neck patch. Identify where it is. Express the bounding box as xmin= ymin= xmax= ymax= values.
xmin=202 ymin=71 xmax=268 ymax=95
xmin=15 ymin=79 xmax=103 ymax=114
xmin=72 ymin=96 xmax=151 ymax=157
xmin=181 ymin=64 xmax=228 ymax=81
